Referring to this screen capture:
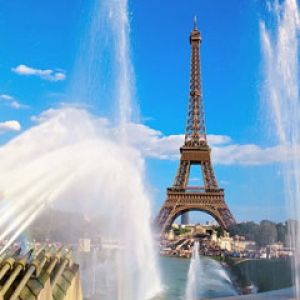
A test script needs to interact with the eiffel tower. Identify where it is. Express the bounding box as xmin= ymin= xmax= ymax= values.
xmin=155 ymin=18 xmax=236 ymax=233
